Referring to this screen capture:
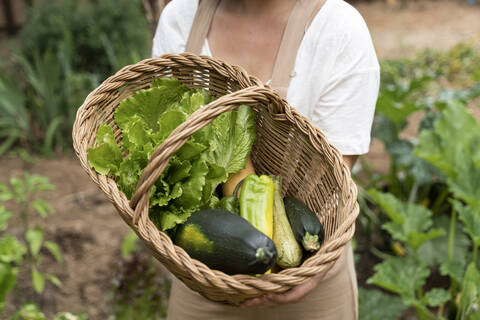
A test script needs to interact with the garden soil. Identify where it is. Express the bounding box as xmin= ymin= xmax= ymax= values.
xmin=2 ymin=1 xmax=480 ymax=318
